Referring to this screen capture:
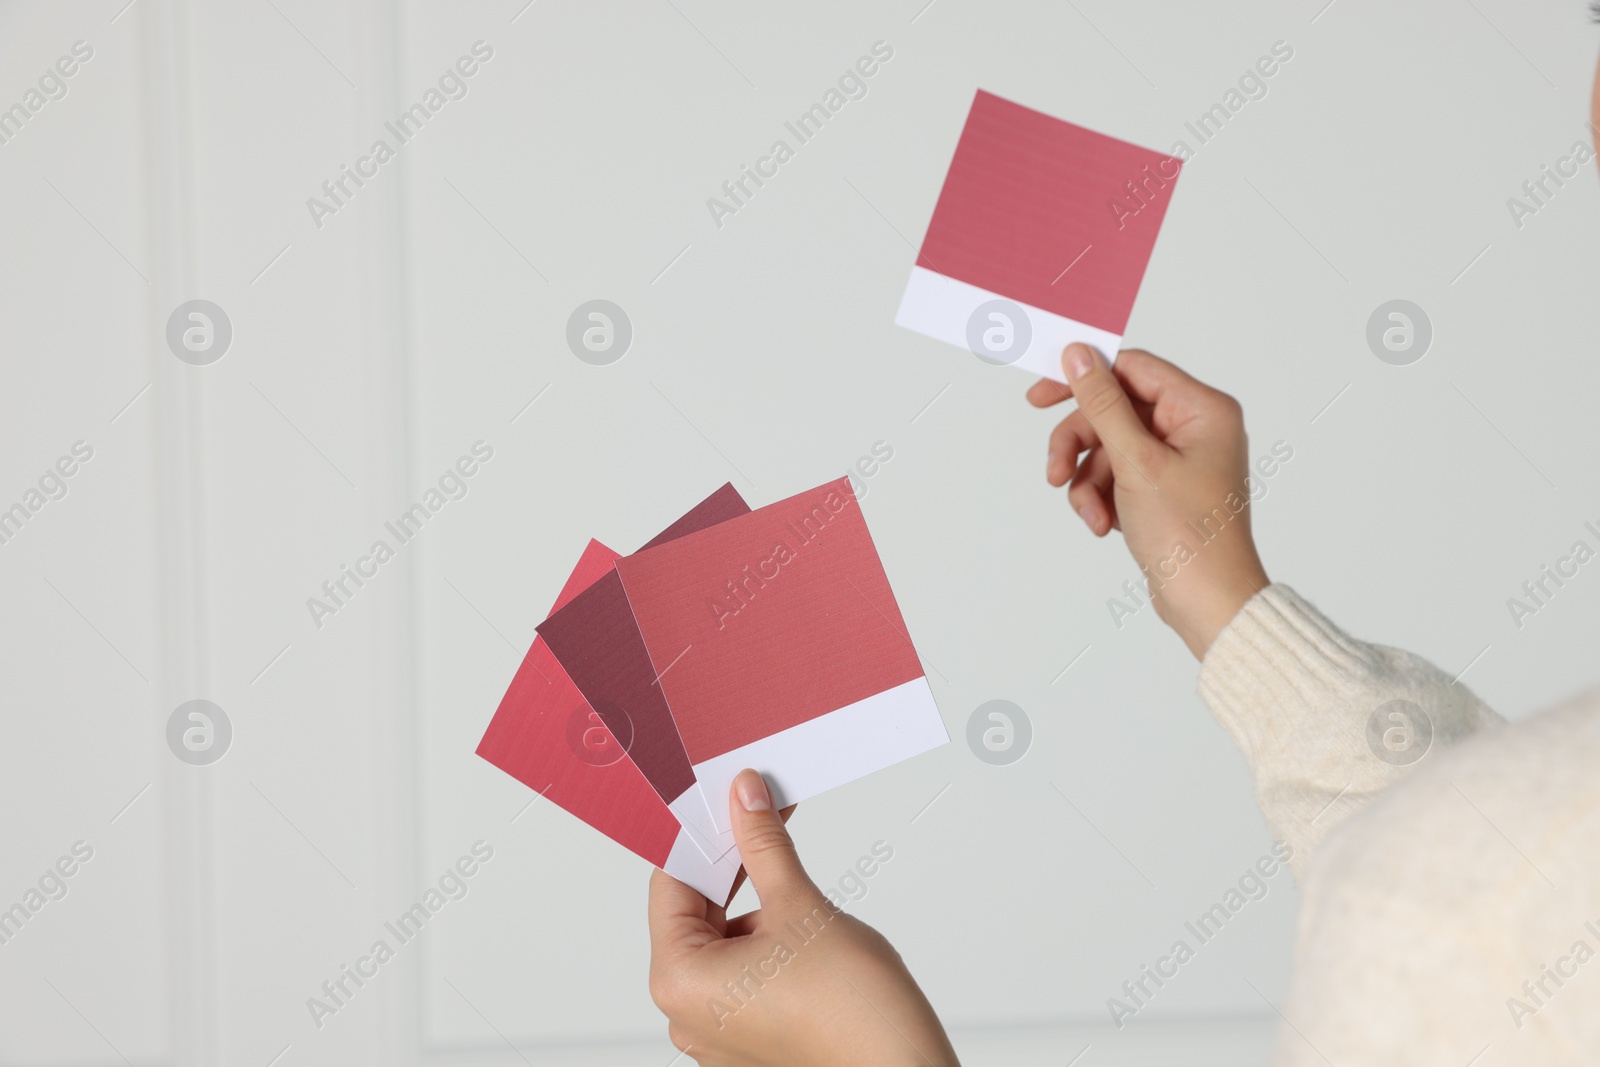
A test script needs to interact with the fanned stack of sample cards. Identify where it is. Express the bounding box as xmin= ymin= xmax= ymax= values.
xmin=476 ymin=480 xmax=947 ymax=903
